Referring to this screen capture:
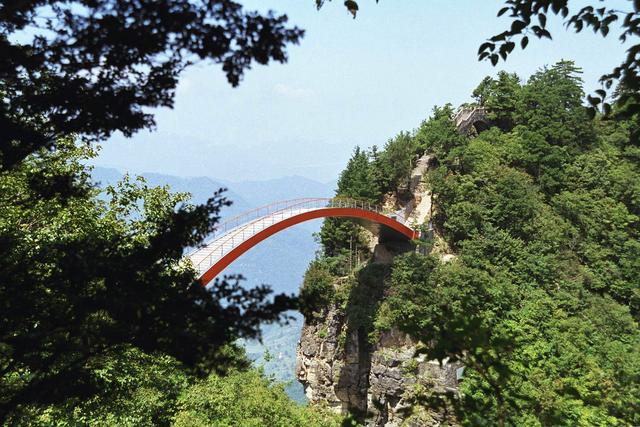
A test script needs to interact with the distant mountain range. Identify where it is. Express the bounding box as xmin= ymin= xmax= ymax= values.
xmin=93 ymin=167 xmax=336 ymax=220
xmin=92 ymin=166 xmax=251 ymax=217
xmin=91 ymin=166 xmax=336 ymax=402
